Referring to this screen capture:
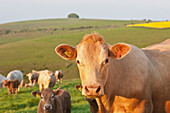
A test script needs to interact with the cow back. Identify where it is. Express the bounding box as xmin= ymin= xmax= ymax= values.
xmin=7 ymin=70 xmax=23 ymax=84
